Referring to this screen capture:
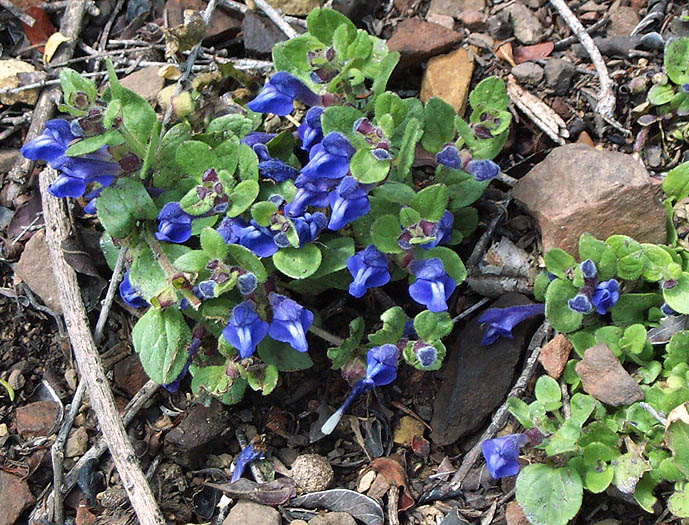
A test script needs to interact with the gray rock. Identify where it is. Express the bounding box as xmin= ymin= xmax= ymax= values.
xmin=223 ymin=500 xmax=280 ymax=525
xmin=332 ymin=0 xmax=379 ymax=24
xmin=505 ymin=2 xmax=545 ymax=45
xmin=608 ymin=4 xmax=640 ymax=37
xmin=511 ymin=62 xmax=544 ymax=86
xmin=428 ymin=0 xmax=485 ymax=18
xmin=14 ymin=229 xmax=62 ymax=314
xmin=544 ymin=58 xmax=576 ymax=96
xmin=242 ymin=12 xmax=288 ymax=57
xmin=309 ymin=512 xmax=357 ymax=525
xmin=576 ymin=345 xmax=644 ymax=406
xmin=488 ymin=12 xmax=512 ymax=40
